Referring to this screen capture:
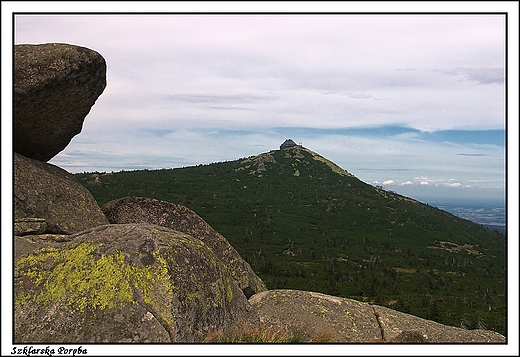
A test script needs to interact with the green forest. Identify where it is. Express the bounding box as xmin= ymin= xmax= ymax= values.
xmin=75 ymin=146 xmax=507 ymax=335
